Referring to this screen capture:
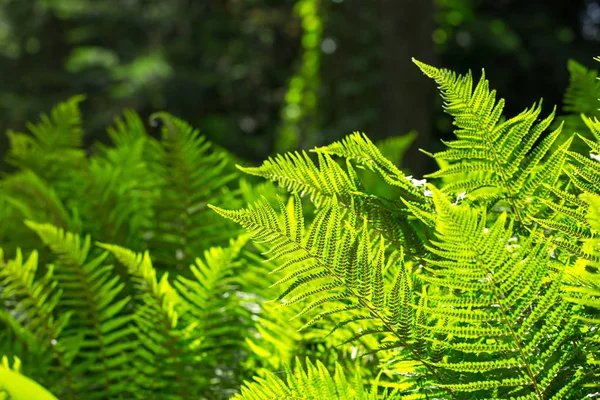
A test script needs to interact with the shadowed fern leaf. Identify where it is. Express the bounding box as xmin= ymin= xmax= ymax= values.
xmin=25 ymin=222 xmax=133 ymax=399
xmin=145 ymin=112 xmax=241 ymax=270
